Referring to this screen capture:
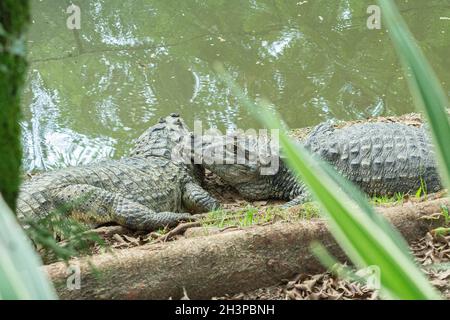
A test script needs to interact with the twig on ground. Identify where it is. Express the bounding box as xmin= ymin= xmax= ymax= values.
xmin=156 ymin=221 xmax=202 ymax=242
